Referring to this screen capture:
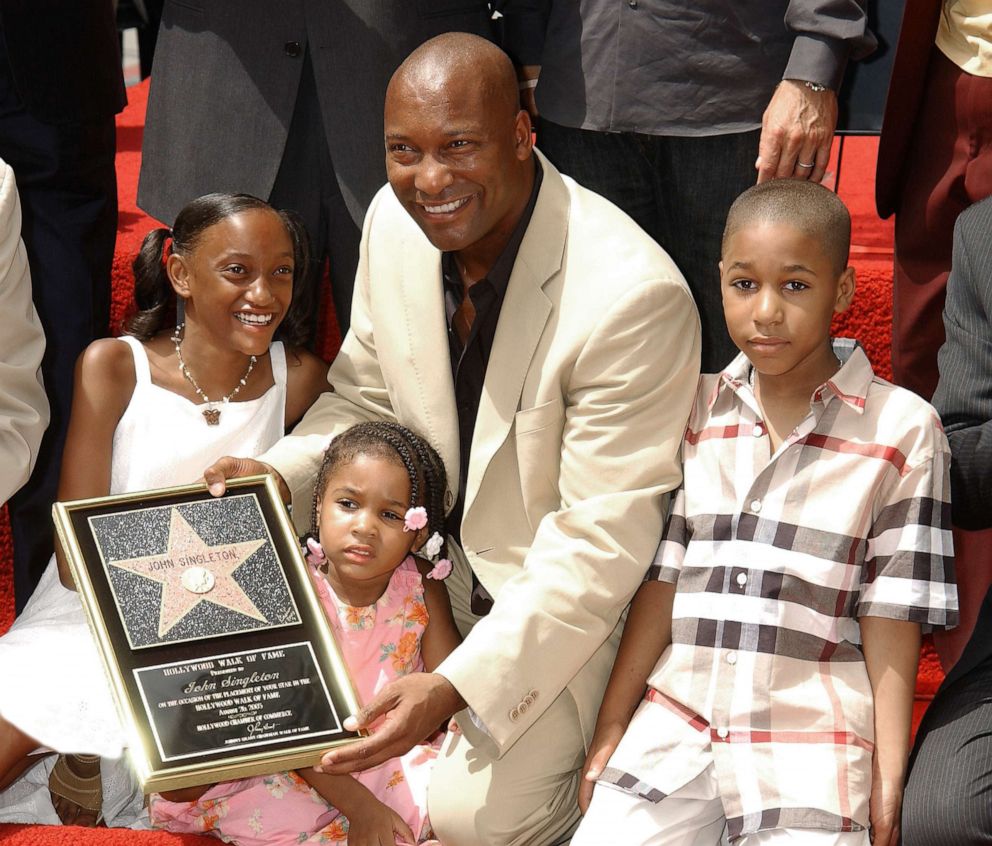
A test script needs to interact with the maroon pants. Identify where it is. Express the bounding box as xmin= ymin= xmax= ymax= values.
xmin=893 ymin=48 xmax=992 ymax=400
xmin=893 ymin=47 xmax=992 ymax=670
